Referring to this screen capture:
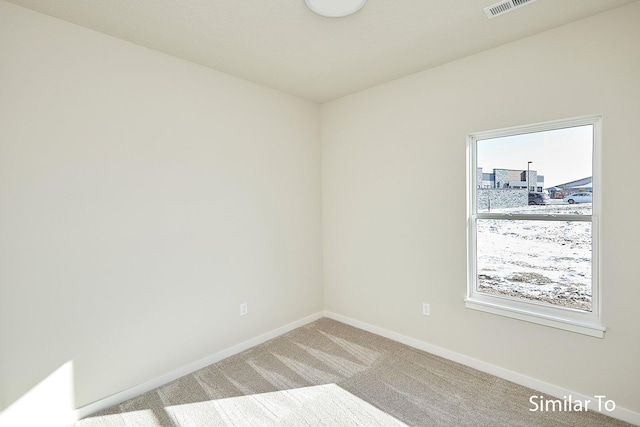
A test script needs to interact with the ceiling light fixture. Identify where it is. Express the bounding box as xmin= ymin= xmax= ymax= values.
xmin=305 ymin=0 xmax=367 ymax=18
